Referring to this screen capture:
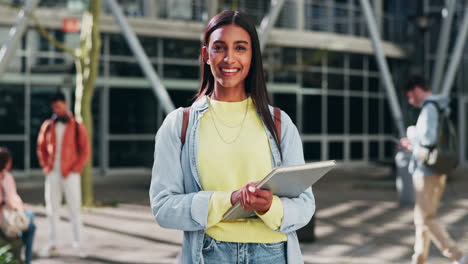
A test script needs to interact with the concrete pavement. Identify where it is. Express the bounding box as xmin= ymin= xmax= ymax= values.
xmin=14 ymin=165 xmax=468 ymax=264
